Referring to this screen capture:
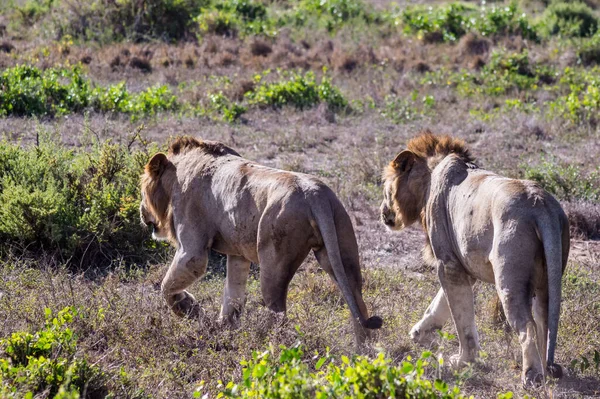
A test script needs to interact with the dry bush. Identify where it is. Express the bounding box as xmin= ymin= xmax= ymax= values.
xmin=0 ymin=41 xmax=14 ymax=53
xmin=459 ymin=32 xmax=491 ymax=57
xmin=129 ymin=56 xmax=152 ymax=73
xmin=563 ymin=201 xmax=600 ymax=240
xmin=249 ymin=38 xmax=272 ymax=57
